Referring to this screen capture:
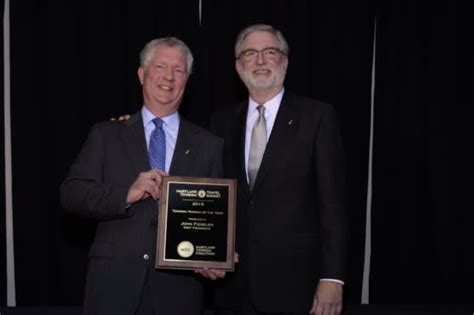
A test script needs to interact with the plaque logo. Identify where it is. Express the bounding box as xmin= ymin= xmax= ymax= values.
xmin=198 ymin=190 xmax=206 ymax=198
xmin=177 ymin=241 xmax=194 ymax=258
